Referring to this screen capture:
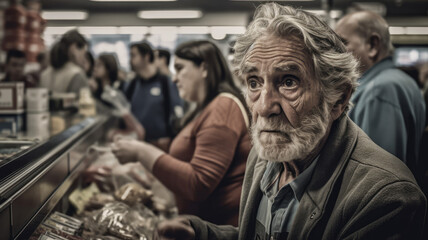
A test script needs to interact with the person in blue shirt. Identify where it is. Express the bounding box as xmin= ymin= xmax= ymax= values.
xmin=122 ymin=42 xmax=183 ymax=150
xmin=335 ymin=11 xmax=426 ymax=179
